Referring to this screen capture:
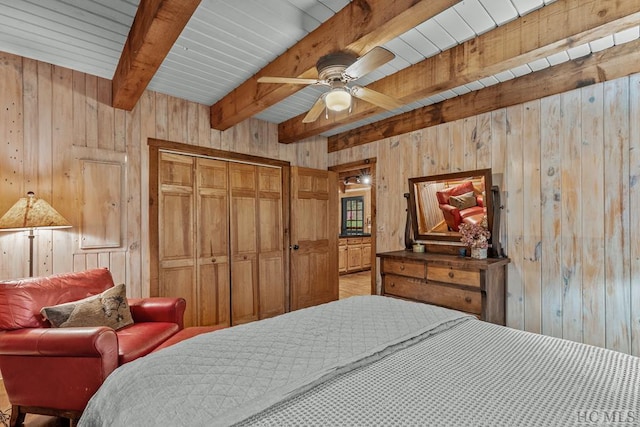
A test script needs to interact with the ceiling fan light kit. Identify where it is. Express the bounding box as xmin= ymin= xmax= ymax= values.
xmin=325 ymin=88 xmax=352 ymax=112
xmin=257 ymin=46 xmax=402 ymax=123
